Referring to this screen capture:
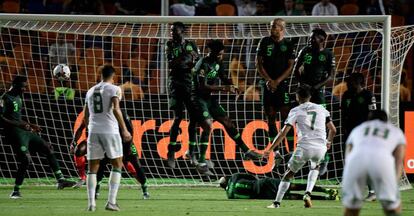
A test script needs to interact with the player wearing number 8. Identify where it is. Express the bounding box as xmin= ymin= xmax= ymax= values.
xmin=264 ymin=84 xmax=336 ymax=209
xmin=83 ymin=64 xmax=132 ymax=211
